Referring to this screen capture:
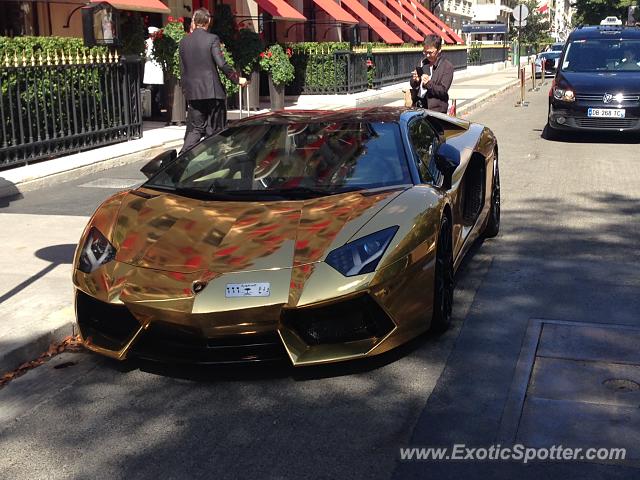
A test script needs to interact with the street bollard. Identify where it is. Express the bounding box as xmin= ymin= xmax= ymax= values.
xmin=531 ymin=62 xmax=537 ymax=91
xmin=515 ymin=66 xmax=529 ymax=107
